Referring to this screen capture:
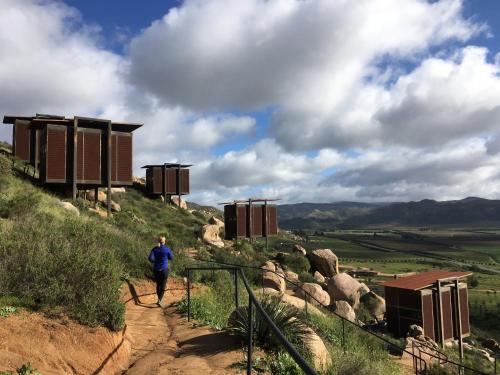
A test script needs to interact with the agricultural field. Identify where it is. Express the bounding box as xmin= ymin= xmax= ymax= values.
xmin=296 ymin=228 xmax=500 ymax=343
